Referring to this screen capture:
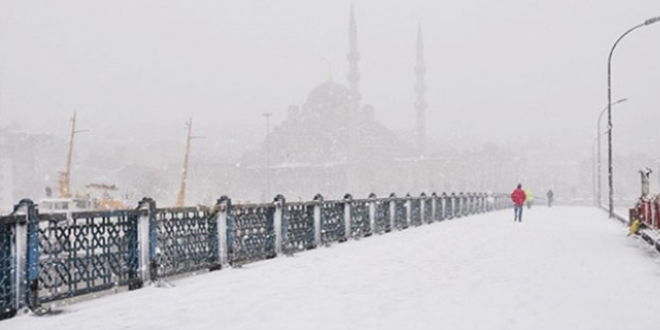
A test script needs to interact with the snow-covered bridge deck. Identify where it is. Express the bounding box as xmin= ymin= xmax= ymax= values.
xmin=6 ymin=206 xmax=660 ymax=330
